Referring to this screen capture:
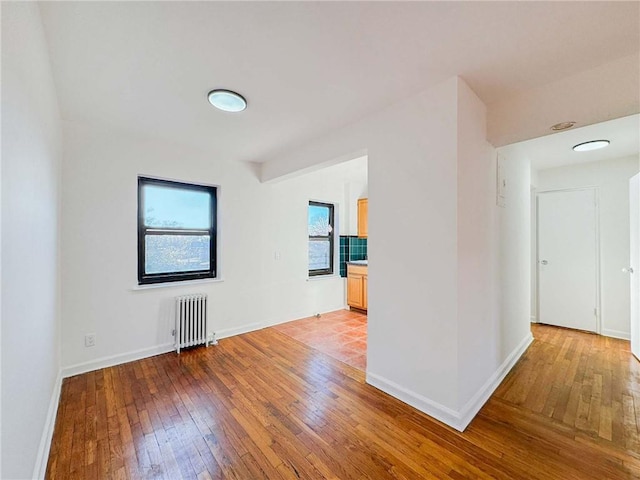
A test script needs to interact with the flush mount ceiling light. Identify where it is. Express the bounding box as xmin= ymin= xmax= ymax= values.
xmin=550 ymin=121 xmax=576 ymax=131
xmin=572 ymin=140 xmax=610 ymax=152
xmin=207 ymin=89 xmax=247 ymax=112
